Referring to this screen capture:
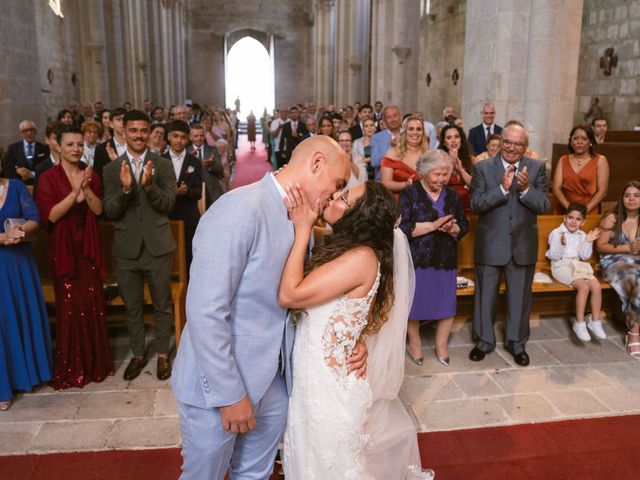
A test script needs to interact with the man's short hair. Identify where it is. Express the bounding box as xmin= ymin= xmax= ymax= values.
xmin=45 ymin=121 xmax=59 ymax=138
xmin=123 ymin=109 xmax=150 ymax=126
xmin=360 ymin=104 xmax=373 ymax=111
xmin=19 ymin=120 xmax=37 ymax=131
xmin=591 ymin=117 xmax=607 ymax=126
xmin=190 ymin=123 xmax=205 ymax=132
xmin=566 ymin=203 xmax=587 ymax=218
xmin=111 ymin=107 xmax=127 ymax=119
xmin=167 ymin=120 xmax=190 ymax=135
